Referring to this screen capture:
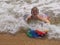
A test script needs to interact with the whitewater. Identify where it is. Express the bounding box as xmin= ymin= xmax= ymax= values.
xmin=0 ymin=0 xmax=60 ymax=39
